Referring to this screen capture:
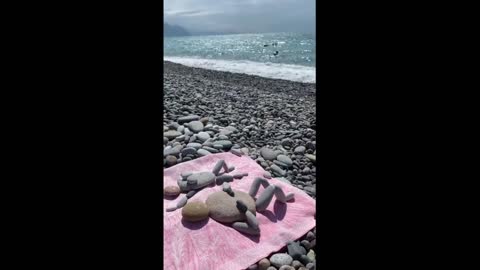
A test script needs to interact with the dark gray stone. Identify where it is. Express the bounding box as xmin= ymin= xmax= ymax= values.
xmin=181 ymin=147 xmax=197 ymax=157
